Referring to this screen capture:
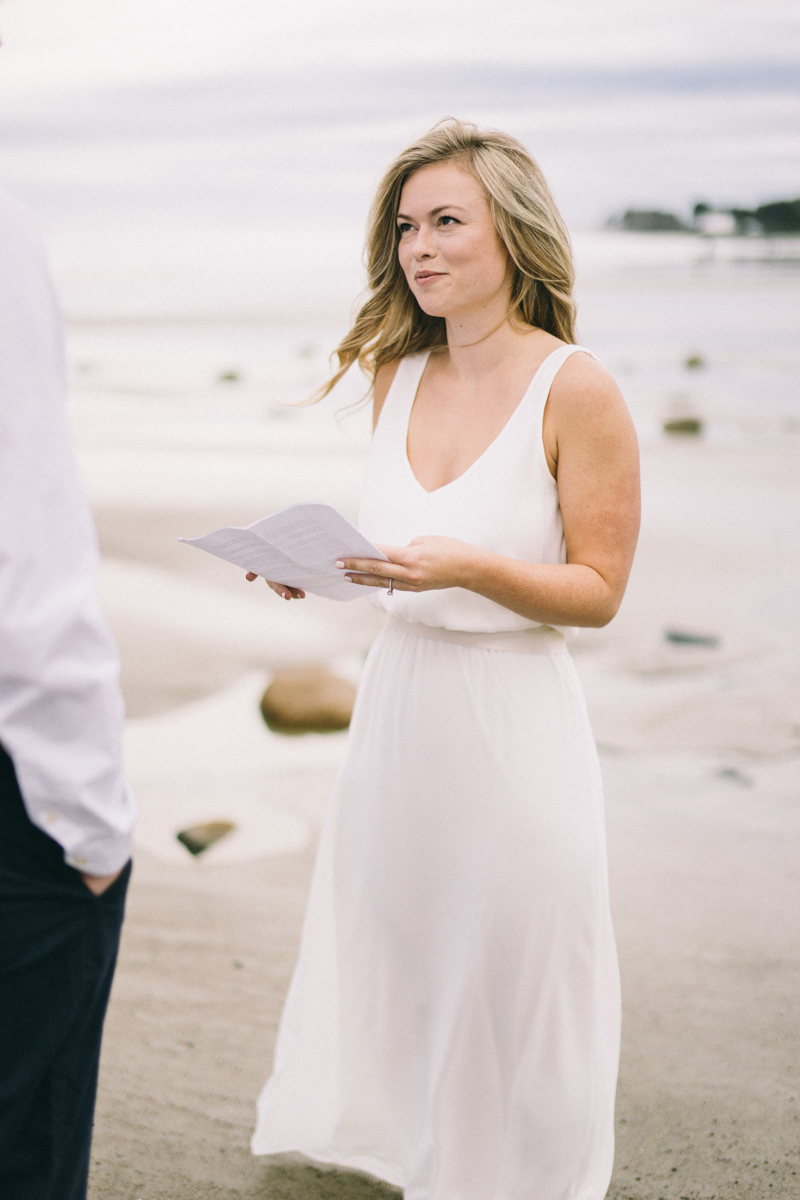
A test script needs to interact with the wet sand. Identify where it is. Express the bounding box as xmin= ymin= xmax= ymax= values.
xmin=88 ymin=766 xmax=800 ymax=1200
xmin=89 ymin=777 xmax=800 ymax=1200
